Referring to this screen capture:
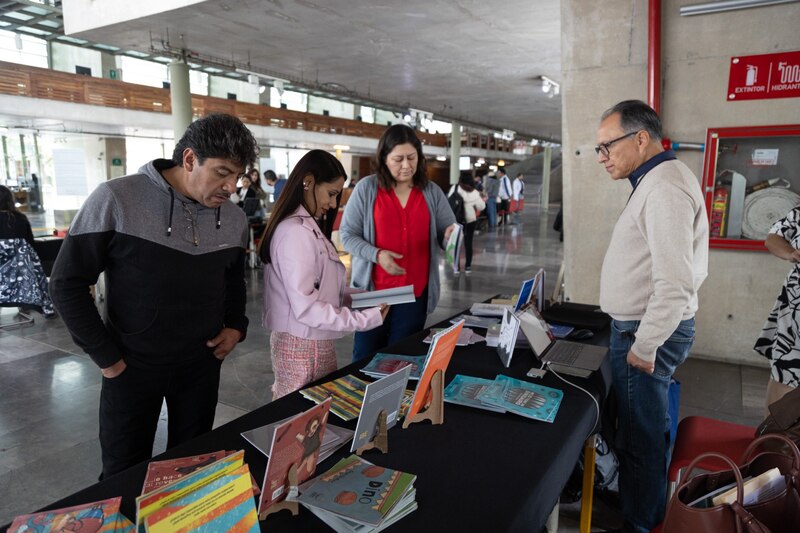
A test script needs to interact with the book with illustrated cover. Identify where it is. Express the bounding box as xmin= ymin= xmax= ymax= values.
xmin=470 ymin=302 xmax=513 ymax=317
xmin=141 ymin=450 xmax=227 ymax=495
xmin=478 ymin=375 xmax=563 ymax=422
xmin=443 ymin=374 xmax=506 ymax=413
xmin=143 ymin=464 xmax=258 ymax=533
xmin=444 ymin=222 xmax=463 ymax=273
xmin=258 ymin=398 xmax=332 ymax=514
xmin=136 ymin=450 xmax=246 ymax=531
xmin=8 ymin=497 xmax=133 ymax=533
xmin=449 ymin=313 xmax=499 ymax=330
xmin=241 ymin=417 xmax=353 ymax=466
xmin=404 ymin=320 xmax=464 ymax=423
xmin=423 ymin=327 xmax=485 ymax=346
xmin=361 ymin=353 xmax=425 ymax=381
xmin=496 ymin=308 xmax=521 ymax=368
xmin=297 ymin=455 xmax=416 ymax=528
xmin=351 ymin=365 xmax=412 ymax=452
xmin=350 ymin=285 xmax=415 ymax=309
xmin=301 ymin=374 xmax=413 ymax=422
